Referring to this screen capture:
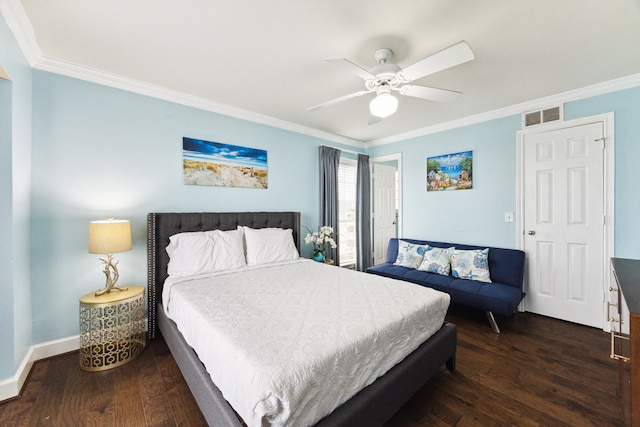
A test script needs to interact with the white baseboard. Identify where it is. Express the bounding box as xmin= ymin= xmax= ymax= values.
xmin=32 ymin=334 xmax=80 ymax=360
xmin=0 ymin=335 xmax=79 ymax=402
xmin=0 ymin=346 xmax=34 ymax=402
